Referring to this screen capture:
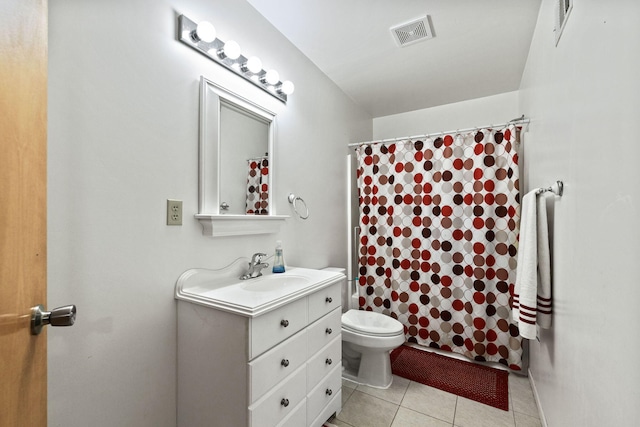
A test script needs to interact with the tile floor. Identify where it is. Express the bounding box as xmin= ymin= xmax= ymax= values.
xmin=330 ymin=371 xmax=542 ymax=427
